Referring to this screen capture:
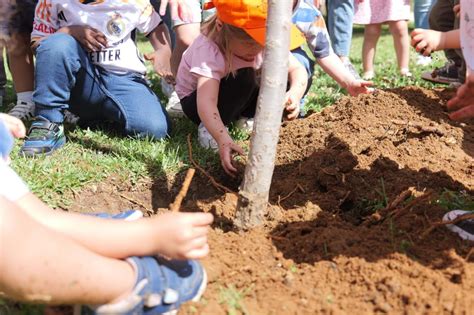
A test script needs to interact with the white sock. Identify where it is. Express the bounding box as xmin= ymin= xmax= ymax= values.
xmin=16 ymin=91 xmax=33 ymax=104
